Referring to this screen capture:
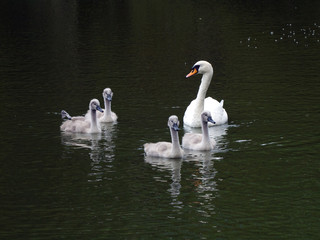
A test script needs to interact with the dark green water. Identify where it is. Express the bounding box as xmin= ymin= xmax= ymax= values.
xmin=1 ymin=0 xmax=319 ymax=239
